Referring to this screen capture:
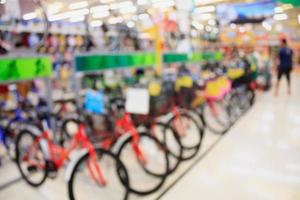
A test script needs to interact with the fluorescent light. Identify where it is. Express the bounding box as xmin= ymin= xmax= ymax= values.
xmin=198 ymin=13 xmax=213 ymax=20
xmin=274 ymin=7 xmax=283 ymax=13
xmin=110 ymin=1 xmax=132 ymax=10
xmin=120 ymin=6 xmax=137 ymax=14
xmin=108 ymin=17 xmax=123 ymax=24
xmin=100 ymin=0 xmax=115 ymax=3
xmin=195 ymin=0 xmax=223 ymax=6
xmin=192 ymin=21 xmax=204 ymax=30
xmin=47 ymin=2 xmax=63 ymax=15
xmin=138 ymin=0 xmax=149 ymax=5
xmin=90 ymin=5 xmax=109 ymax=13
xmin=262 ymin=21 xmax=272 ymax=31
xmin=23 ymin=12 xmax=37 ymax=20
xmin=153 ymin=0 xmax=175 ymax=9
xmin=0 ymin=0 xmax=6 ymax=4
xmin=90 ymin=20 xmax=103 ymax=27
xmin=49 ymin=9 xmax=89 ymax=22
xmin=92 ymin=11 xmax=110 ymax=18
xmin=195 ymin=5 xmax=215 ymax=13
xmin=273 ymin=13 xmax=288 ymax=21
xmin=127 ymin=21 xmax=135 ymax=28
xmin=70 ymin=15 xmax=85 ymax=23
xmin=69 ymin=1 xmax=88 ymax=10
